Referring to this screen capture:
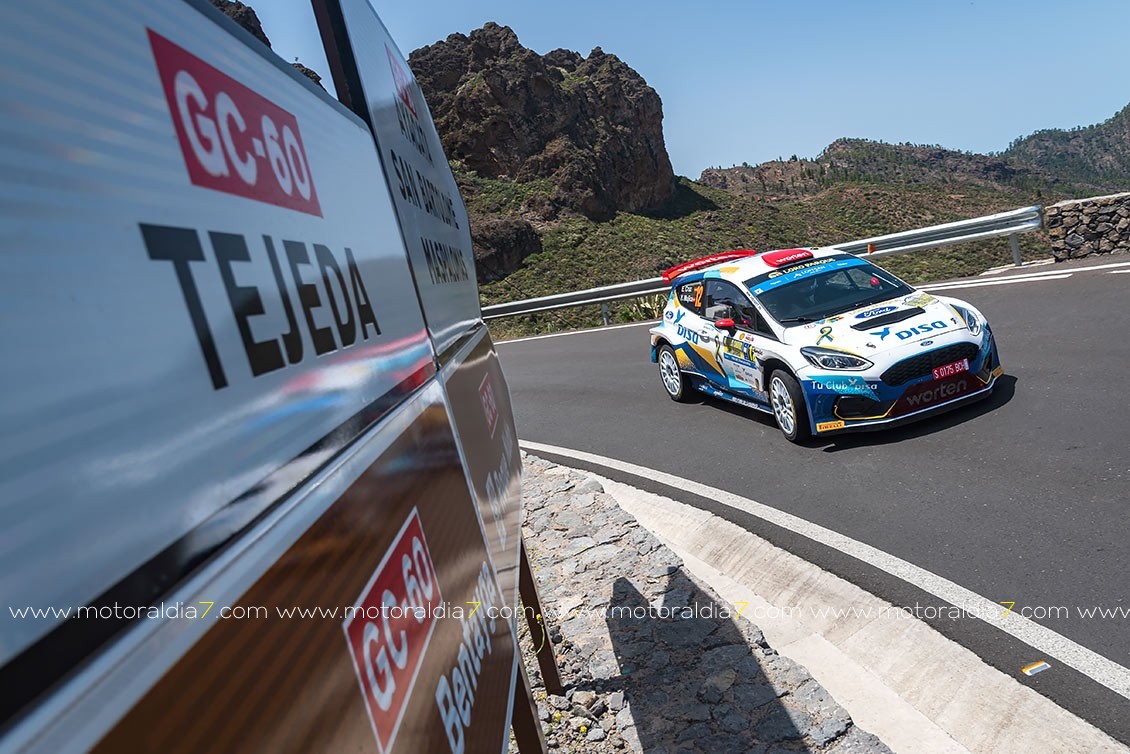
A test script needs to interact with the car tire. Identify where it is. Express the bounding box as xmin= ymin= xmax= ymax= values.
xmin=658 ymin=345 xmax=693 ymax=403
xmin=769 ymin=370 xmax=811 ymax=443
